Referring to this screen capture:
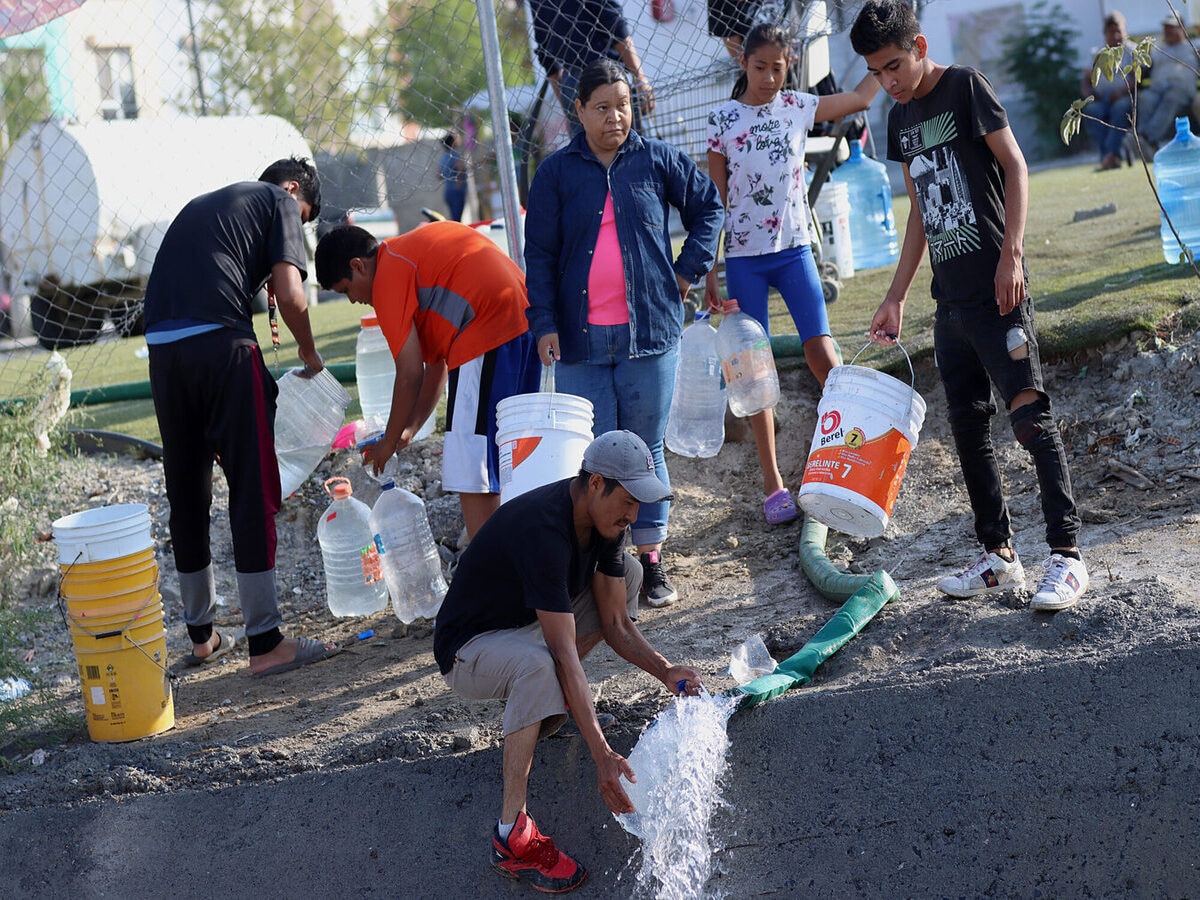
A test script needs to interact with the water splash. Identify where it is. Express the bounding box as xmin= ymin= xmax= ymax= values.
xmin=616 ymin=689 xmax=738 ymax=898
